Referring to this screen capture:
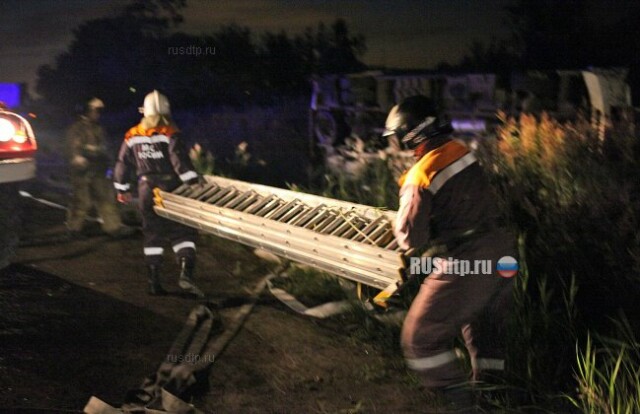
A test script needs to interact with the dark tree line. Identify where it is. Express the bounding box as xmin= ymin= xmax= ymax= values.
xmin=37 ymin=0 xmax=640 ymax=117
xmin=36 ymin=0 xmax=366 ymax=115
xmin=454 ymin=0 xmax=640 ymax=101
